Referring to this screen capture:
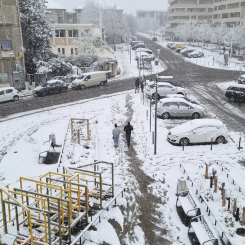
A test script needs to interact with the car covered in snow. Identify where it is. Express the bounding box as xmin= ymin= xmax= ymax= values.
xmin=238 ymin=74 xmax=245 ymax=84
xmin=157 ymin=98 xmax=204 ymax=119
xmin=188 ymin=50 xmax=204 ymax=58
xmin=145 ymin=81 xmax=186 ymax=100
xmin=167 ymin=119 xmax=228 ymax=146
xmin=0 ymin=87 xmax=20 ymax=102
xmin=180 ymin=48 xmax=196 ymax=57
xmin=33 ymin=80 xmax=68 ymax=97
xmin=157 ymin=76 xmax=184 ymax=88
xmin=165 ymin=94 xmax=198 ymax=104
xmin=132 ymin=43 xmax=145 ymax=50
